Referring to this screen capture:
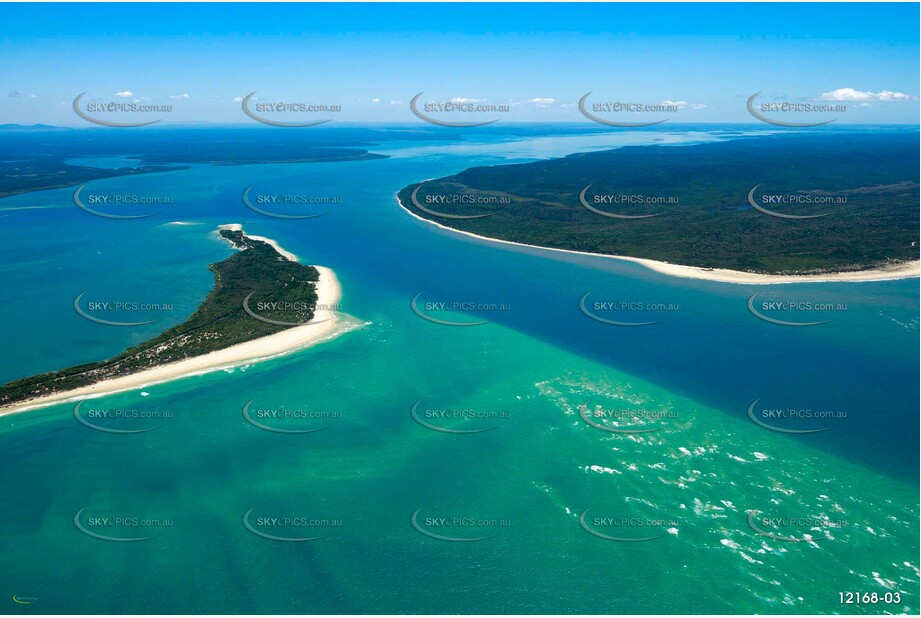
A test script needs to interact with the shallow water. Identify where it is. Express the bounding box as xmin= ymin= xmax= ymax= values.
xmin=0 ymin=126 xmax=917 ymax=614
